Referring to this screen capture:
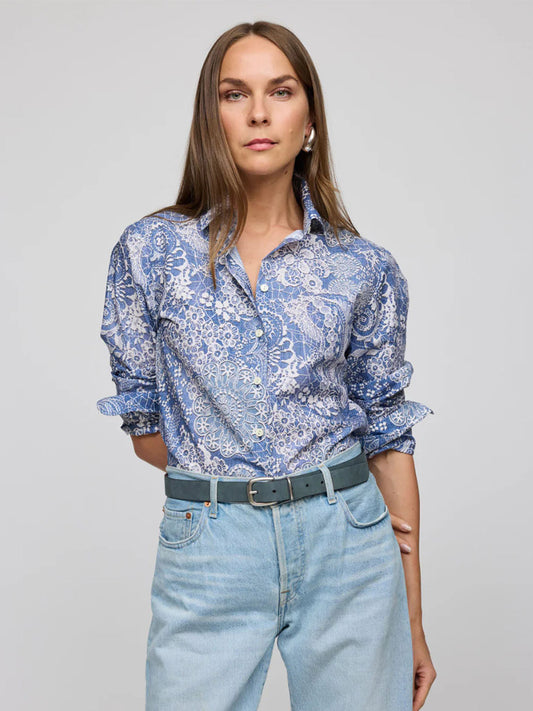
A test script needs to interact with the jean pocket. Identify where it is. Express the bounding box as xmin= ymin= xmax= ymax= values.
xmin=159 ymin=497 xmax=208 ymax=549
xmin=336 ymin=473 xmax=390 ymax=529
